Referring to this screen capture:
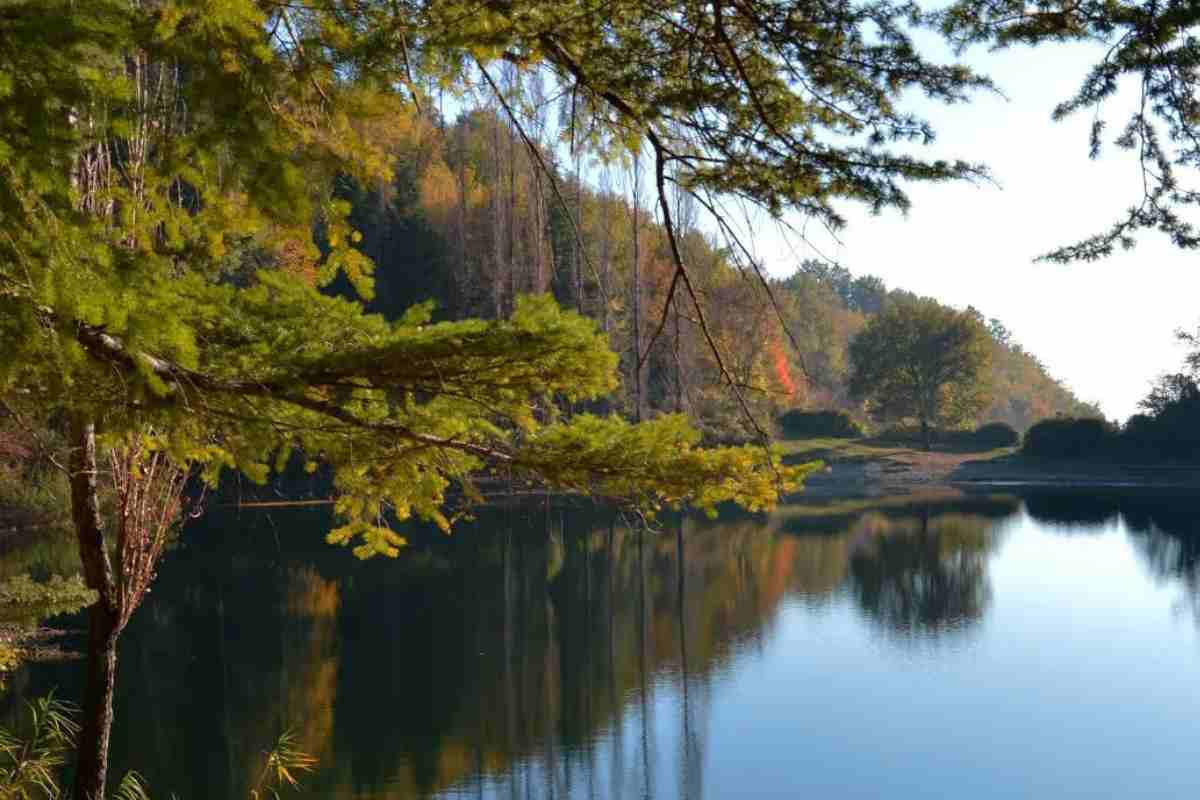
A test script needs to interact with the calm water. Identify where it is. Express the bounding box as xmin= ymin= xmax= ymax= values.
xmin=7 ymin=490 xmax=1200 ymax=798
